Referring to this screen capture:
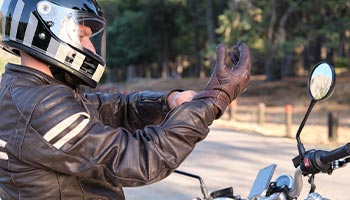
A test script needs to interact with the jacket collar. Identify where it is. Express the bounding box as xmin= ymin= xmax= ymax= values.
xmin=5 ymin=63 xmax=63 ymax=85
